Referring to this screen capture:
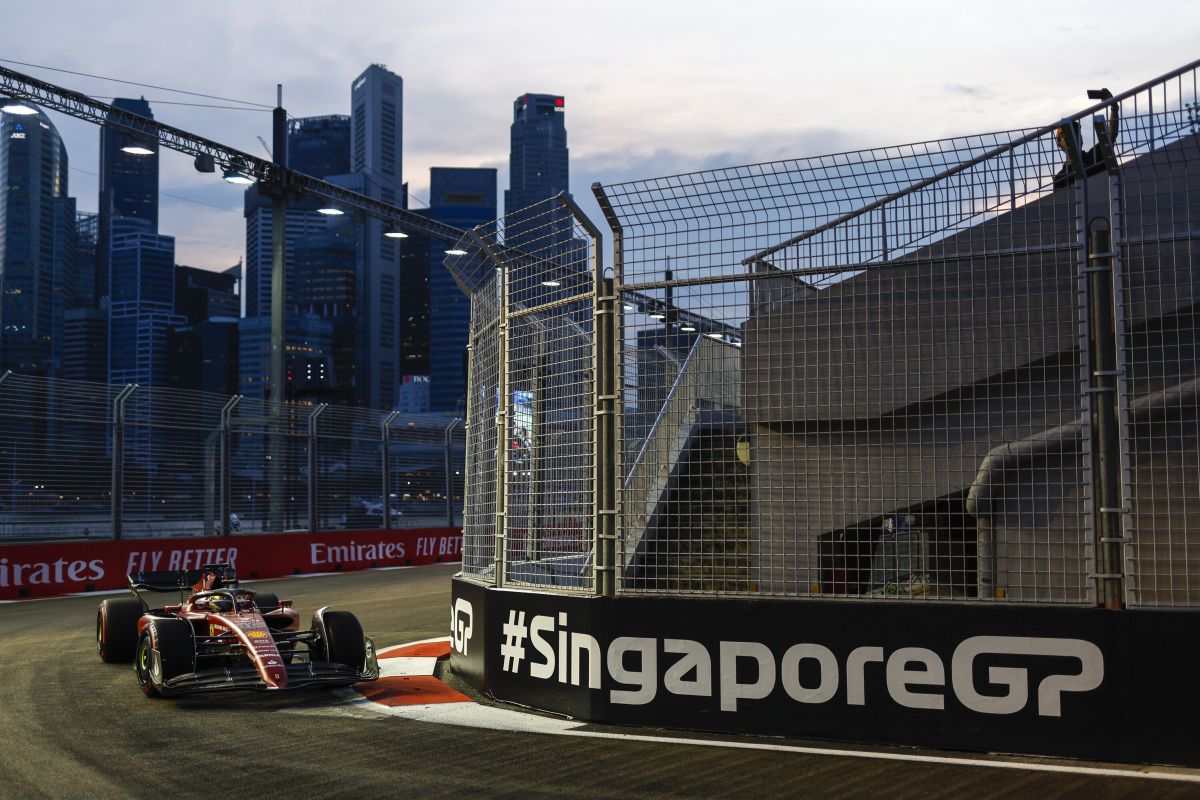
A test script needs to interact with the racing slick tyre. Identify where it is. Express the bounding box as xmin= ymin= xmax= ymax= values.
xmin=314 ymin=610 xmax=366 ymax=671
xmin=96 ymin=596 xmax=142 ymax=663
xmin=254 ymin=592 xmax=279 ymax=612
xmin=135 ymin=618 xmax=195 ymax=697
